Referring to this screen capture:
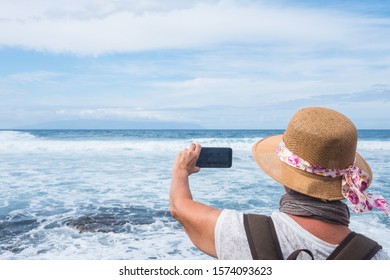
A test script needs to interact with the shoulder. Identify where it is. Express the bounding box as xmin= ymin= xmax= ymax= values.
xmin=215 ymin=209 xmax=252 ymax=259
xmin=216 ymin=209 xmax=243 ymax=229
